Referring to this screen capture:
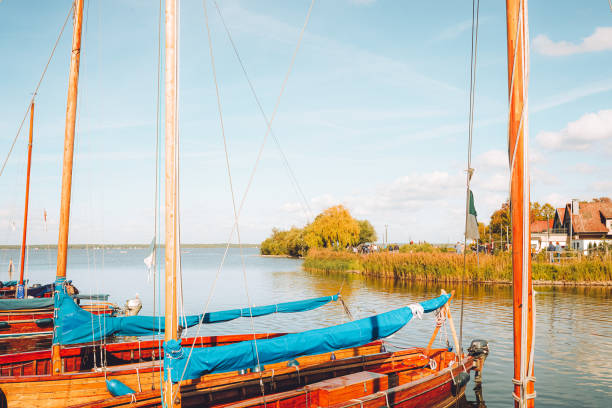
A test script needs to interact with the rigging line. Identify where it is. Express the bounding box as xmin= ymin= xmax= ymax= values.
xmin=174 ymin=3 xmax=268 ymax=400
xmin=175 ymin=0 xmax=187 ymax=333
xmin=460 ymin=0 xmax=480 ymax=355
xmin=0 ymin=2 xmax=74 ymax=180
xmin=212 ymin=0 xmax=313 ymax=222
xmin=176 ymin=0 xmax=317 ymax=387
xmin=154 ymin=0 xmax=164 ymax=391
xmin=520 ymin=1 xmax=534 ymax=403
